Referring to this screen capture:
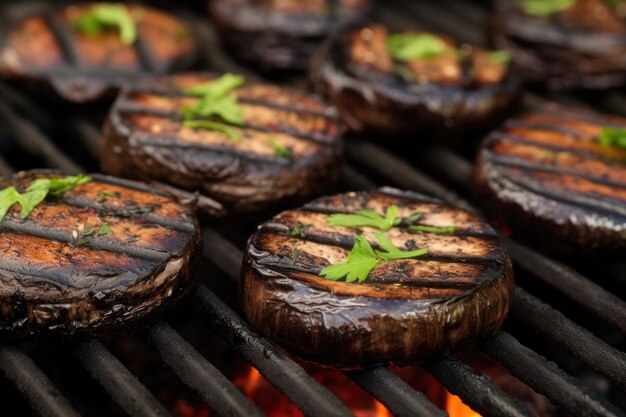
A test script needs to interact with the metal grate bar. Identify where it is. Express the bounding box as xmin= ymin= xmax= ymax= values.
xmin=0 ymin=99 xmax=82 ymax=173
xmin=505 ymin=238 xmax=626 ymax=335
xmin=346 ymin=140 xmax=473 ymax=210
xmin=0 ymin=345 xmax=81 ymax=417
xmin=191 ymin=285 xmax=356 ymax=417
xmin=346 ymin=366 xmax=448 ymax=417
xmin=75 ymin=340 xmax=173 ymax=417
xmin=511 ymin=288 xmax=626 ymax=389
xmin=481 ymin=331 xmax=625 ymax=417
xmin=418 ymin=145 xmax=626 ymax=334
xmin=146 ymin=322 xmax=265 ymax=417
xmin=424 ymin=356 xmax=534 ymax=417
xmin=347 ymin=140 xmax=626 ymax=333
